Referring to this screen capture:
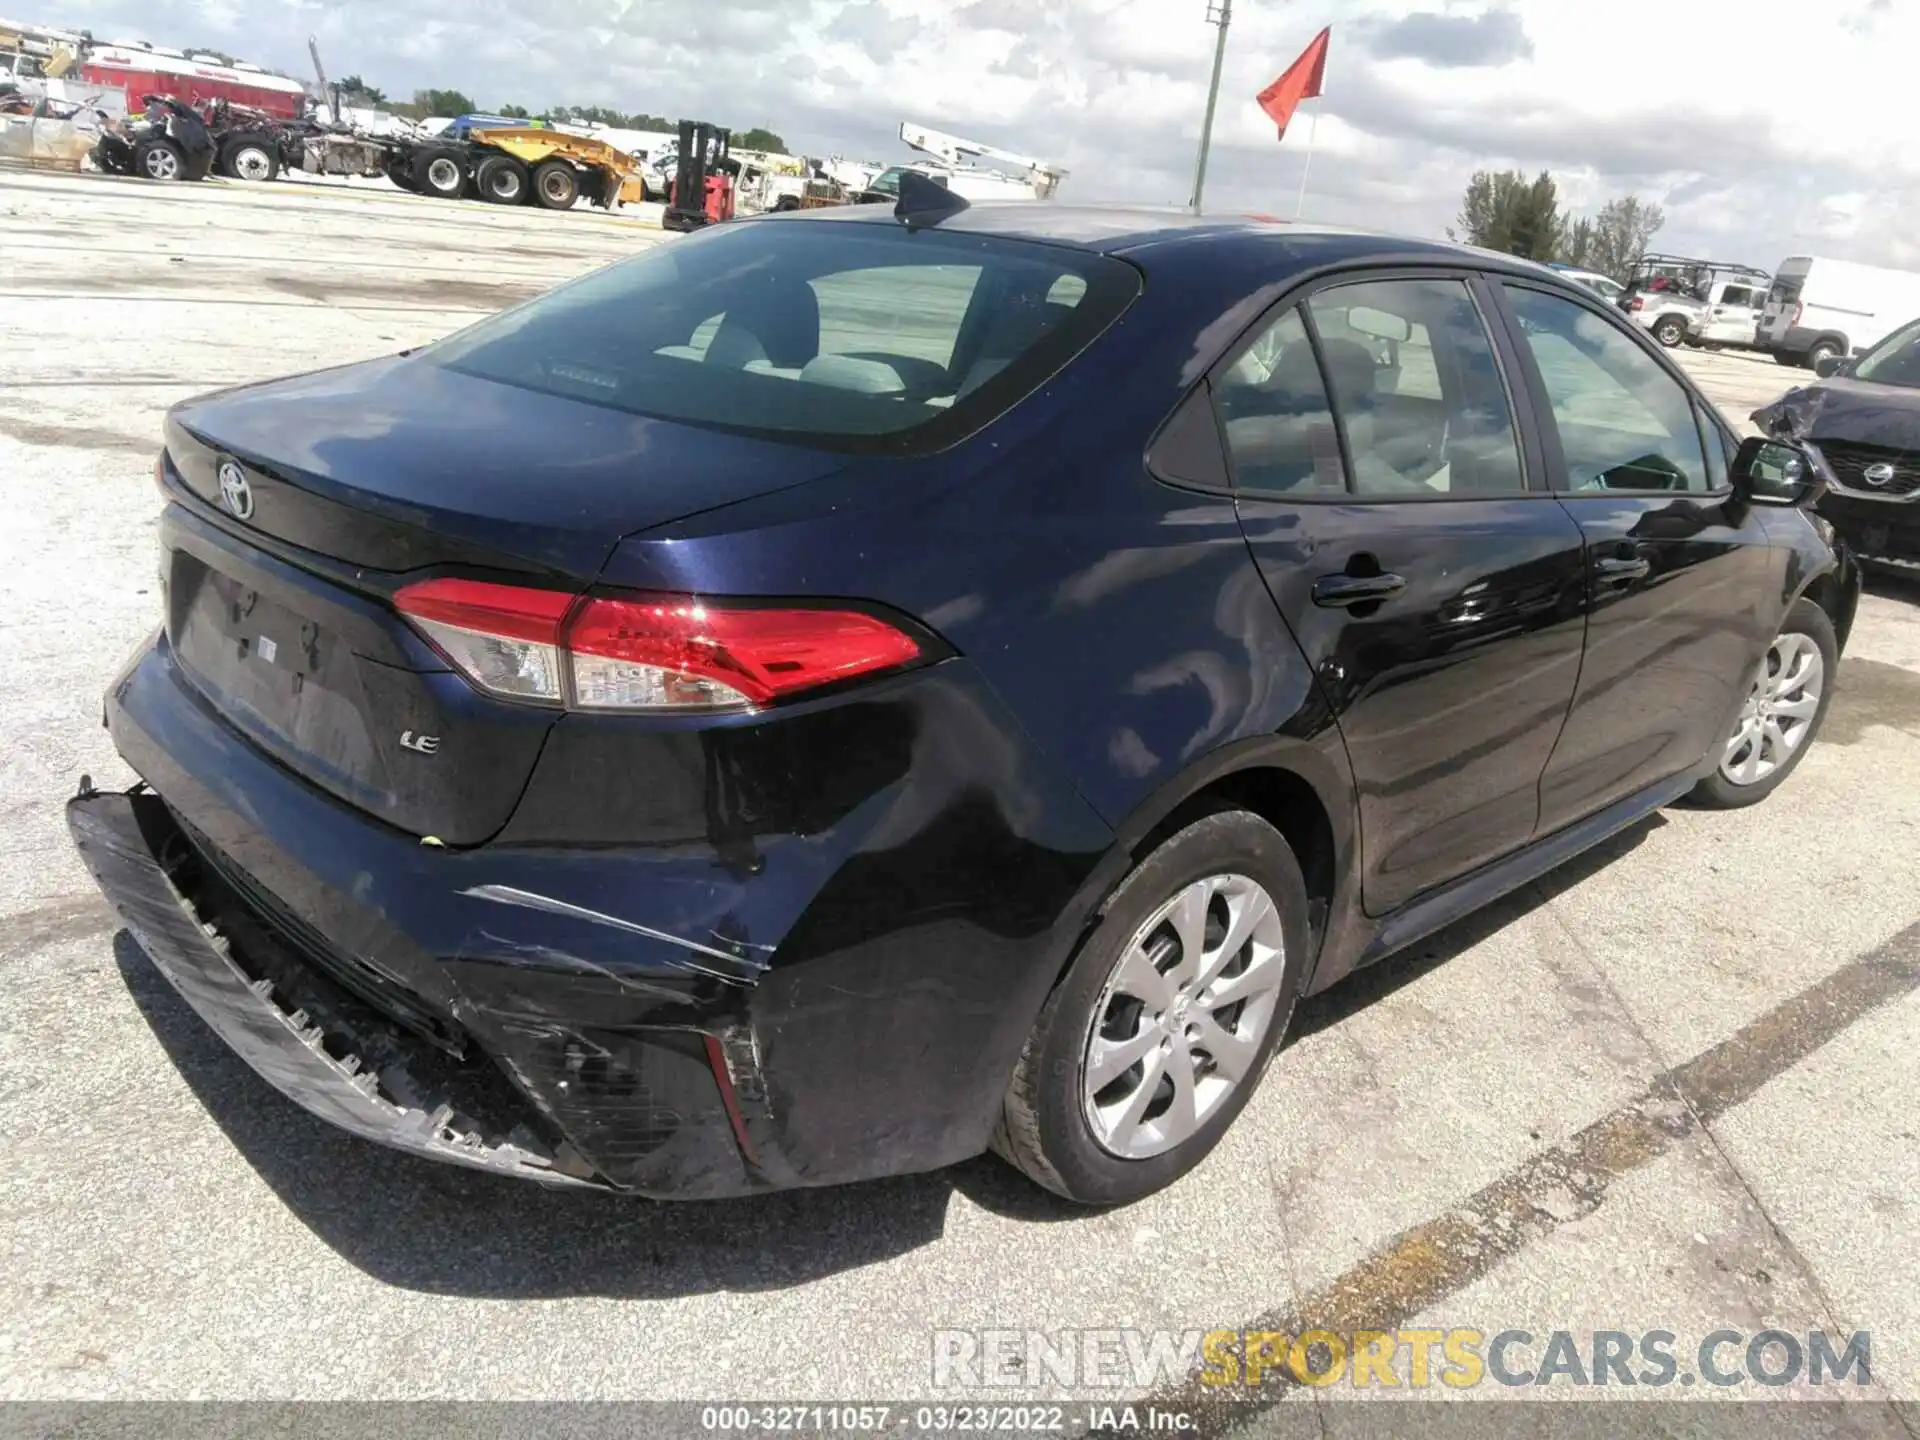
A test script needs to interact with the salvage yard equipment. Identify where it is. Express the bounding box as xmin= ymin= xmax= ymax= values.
xmin=663 ymin=119 xmax=733 ymax=231
xmin=93 ymin=94 xmax=214 ymax=181
xmin=372 ymin=116 xmax=648 ymax=208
